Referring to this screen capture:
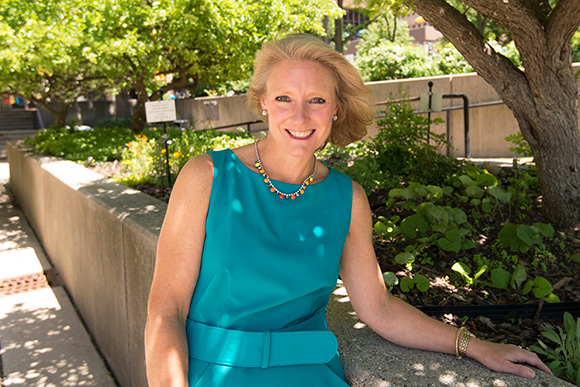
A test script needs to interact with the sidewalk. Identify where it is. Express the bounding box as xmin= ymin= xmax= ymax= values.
xmin=0 ymin=161 xmax=116 ymax=386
